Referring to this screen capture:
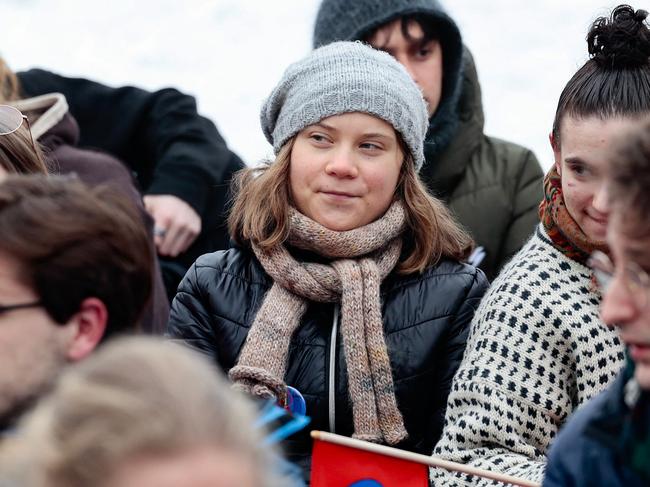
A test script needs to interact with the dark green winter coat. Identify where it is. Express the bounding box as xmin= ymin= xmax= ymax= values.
xmin=420 ymin=50 xmax=544 ymax=280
